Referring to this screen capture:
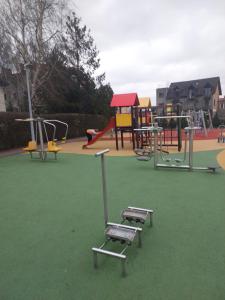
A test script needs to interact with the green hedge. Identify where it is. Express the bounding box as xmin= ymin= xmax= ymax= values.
xmin=0 ymin=112 xmax=108 ymax=150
